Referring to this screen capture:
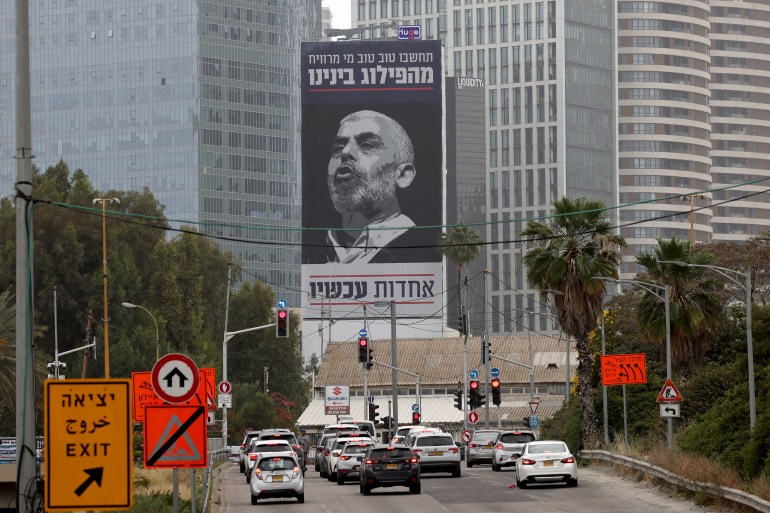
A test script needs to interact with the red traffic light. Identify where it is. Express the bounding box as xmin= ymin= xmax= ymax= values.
xmin=469 ymin=380 xmax=479 ymax=390
xmin=278 ymin=310 xmax=287 ymax=319
xmin=359 ymin=338 xmax=368 ymax=347
xmin=491 ymin=378 xmax=501 ymax=389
